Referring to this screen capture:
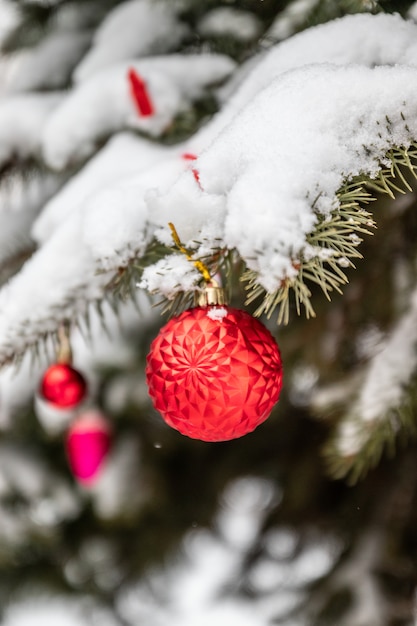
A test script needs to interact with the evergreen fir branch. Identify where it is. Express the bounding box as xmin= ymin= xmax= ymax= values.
xmin=242 ymin=142 xmax=417 ymax=324
xmin=104 ymin=263 xmax=143 ymax=303
xmin=6 ymin=290 xmax=127 ymax=372
xmin=157 ymin=289 xmax=196 ymax=318
xmin=150 ymin=247 xmax=236 ymax=317
xmin=0 ymin=246 xmax=36 ymax=287
xmin=1 ymin=0 xmax=118 ymax=52
xmin=323 ymin=375 xmax=417 ymax=485
xmin=6 ymin=140 xmax=417 ymax=369
xmin=5 ymin=141 xmax=417 ymax=368
xmin=121 ymin=237 xmax=236 ymax=319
